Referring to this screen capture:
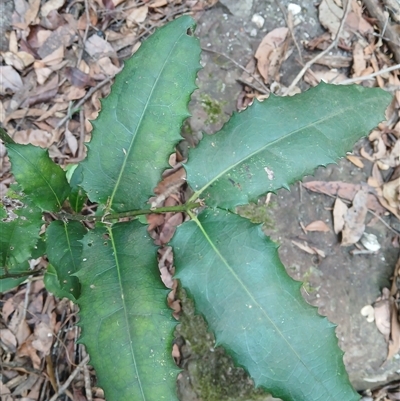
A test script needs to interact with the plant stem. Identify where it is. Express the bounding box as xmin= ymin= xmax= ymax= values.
xmin=0 ymin=126 xmax=15 ymax=144
xmin=56 ymin=202 xmax=202 ymax=222
xmin=0 ymin=270 xmax=41 ymax=280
